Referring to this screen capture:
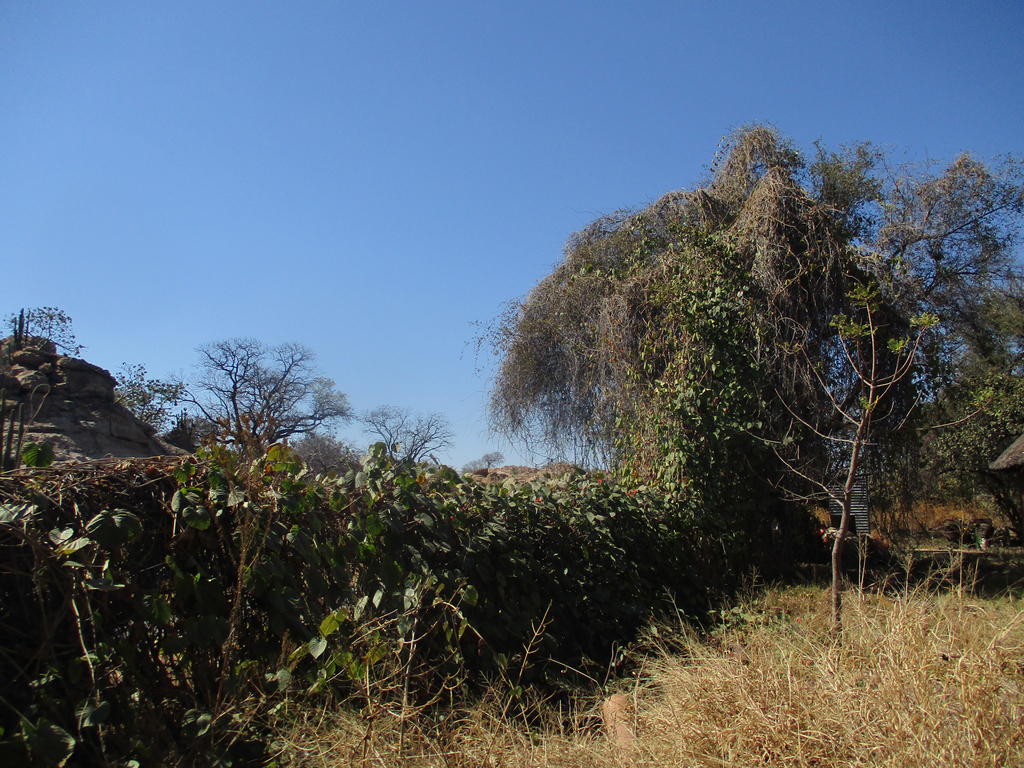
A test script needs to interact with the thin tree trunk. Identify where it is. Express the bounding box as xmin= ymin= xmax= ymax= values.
xmin=832 ymin=430 xmax=867 ymax=636
xmin=830 ymin=501 xmax=850 ymax=636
